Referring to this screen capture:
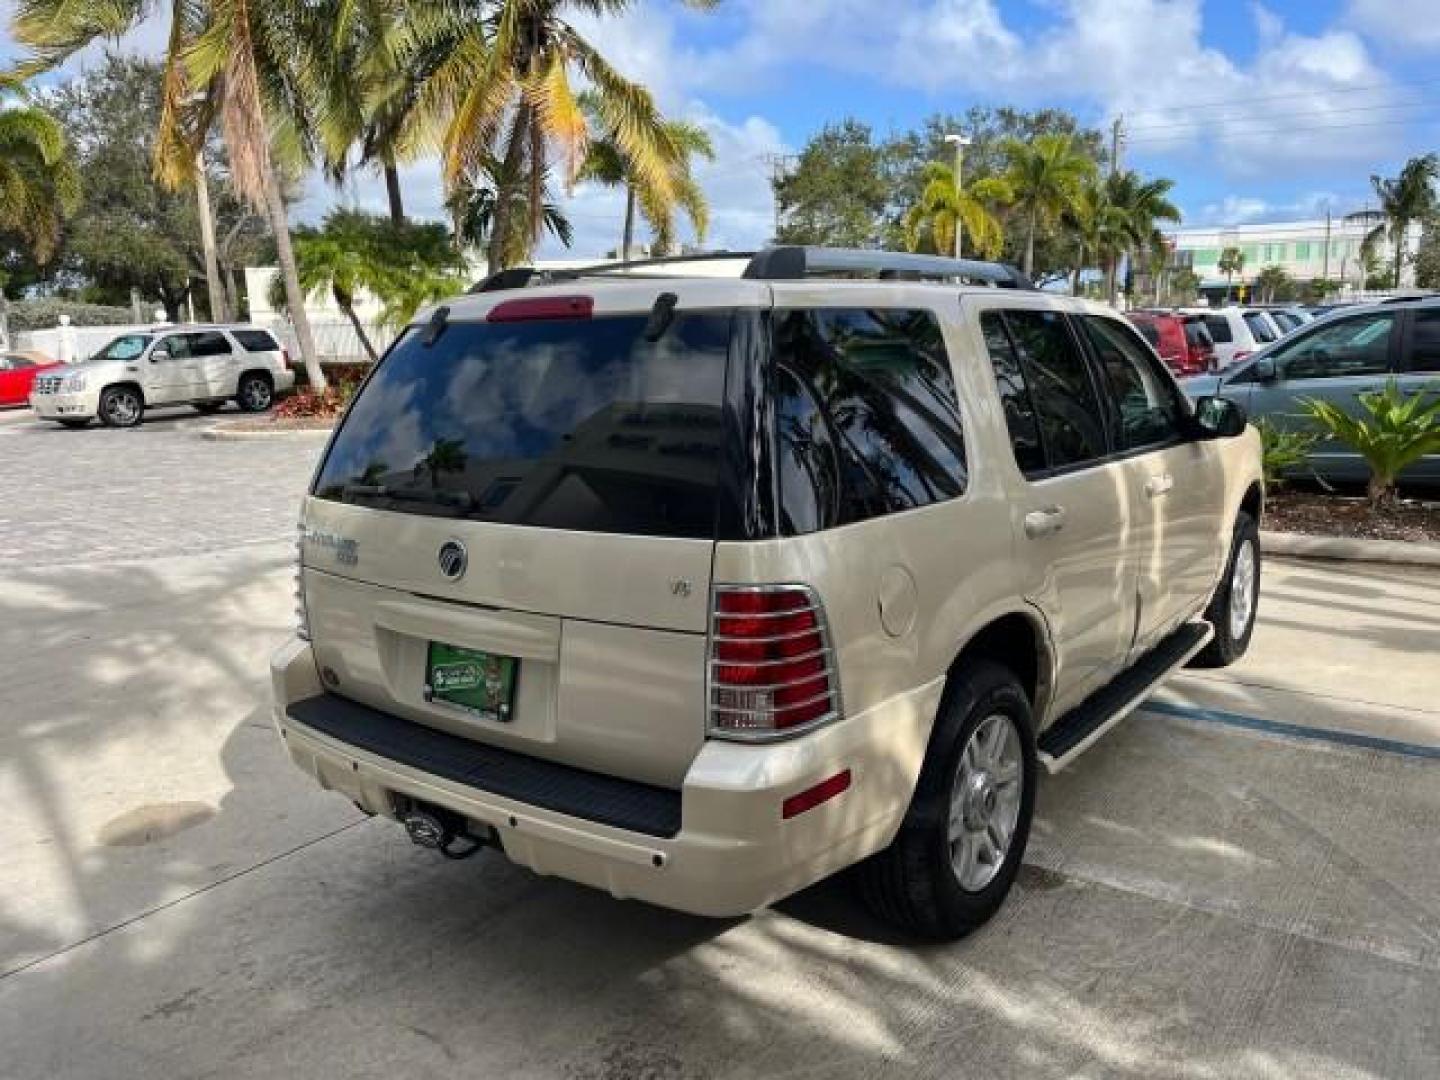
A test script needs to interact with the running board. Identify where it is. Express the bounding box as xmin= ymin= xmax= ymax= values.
xmin=1037 ymin=621 xmax=1214 ymax=773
